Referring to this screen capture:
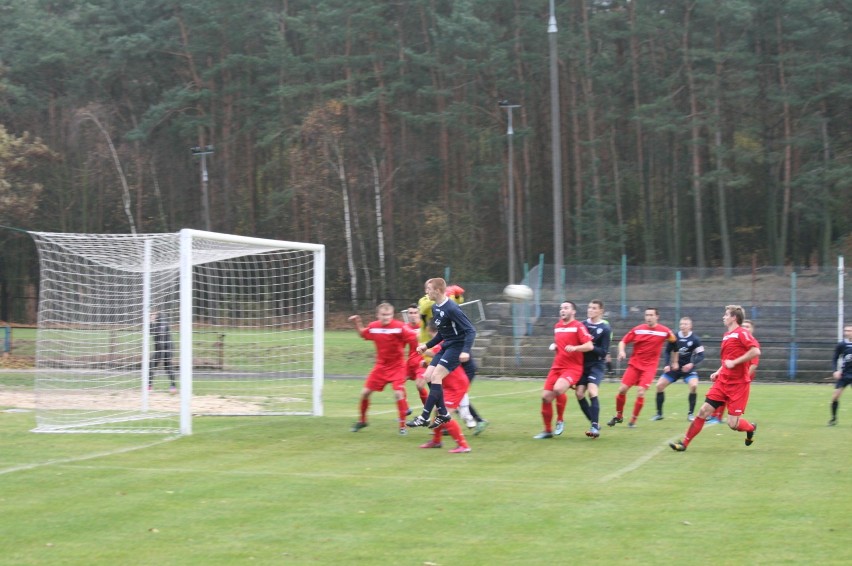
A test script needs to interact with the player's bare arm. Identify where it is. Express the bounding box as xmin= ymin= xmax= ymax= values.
xmin=348 ymin=314 xmax=364 ymax=333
